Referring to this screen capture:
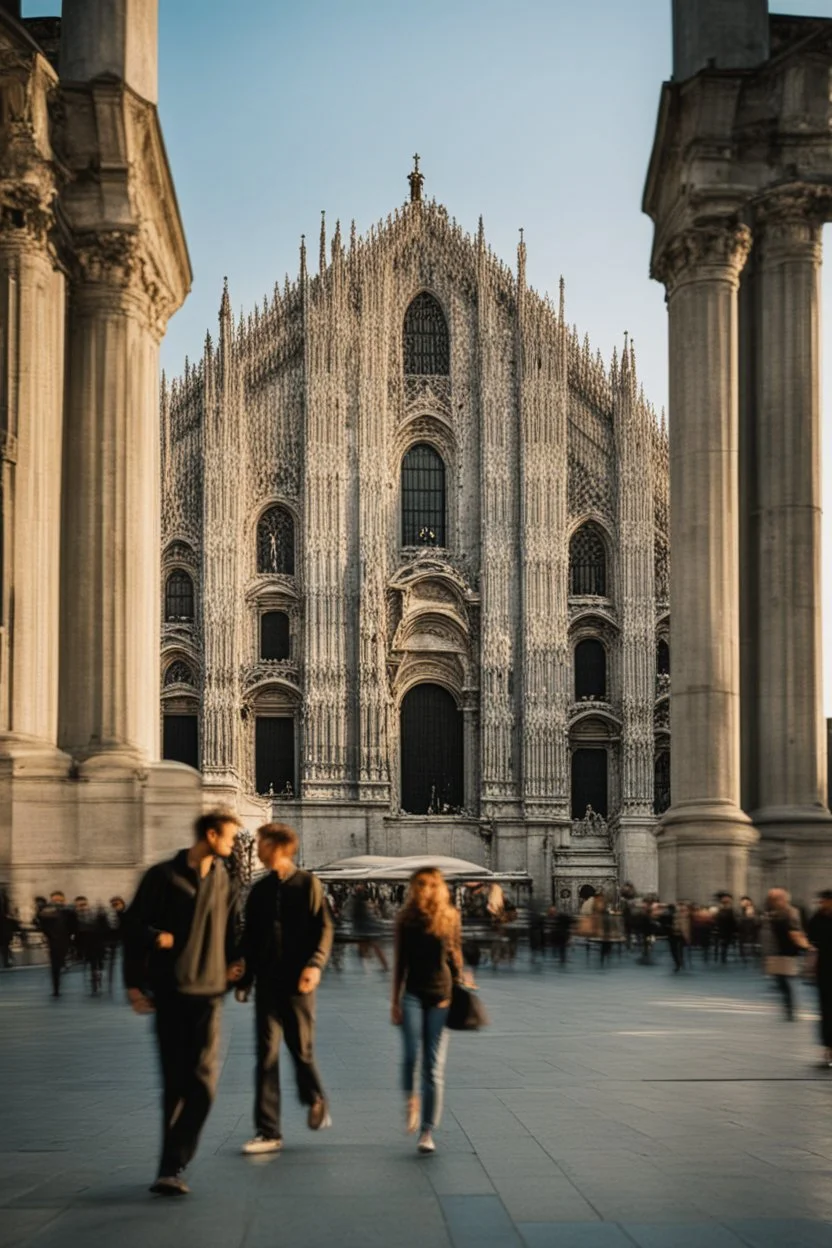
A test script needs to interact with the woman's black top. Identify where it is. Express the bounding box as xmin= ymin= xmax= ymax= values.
xmin=398 ymin=915 xmax=454 ymax=1006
